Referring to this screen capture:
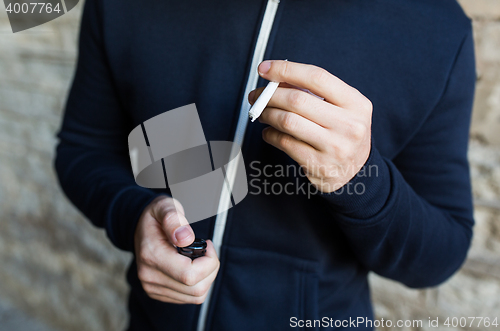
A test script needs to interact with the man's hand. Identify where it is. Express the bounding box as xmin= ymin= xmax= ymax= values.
xmin=249 ymin=60 xmax=372 ymax=193
xmin=134 ymin=196 xmax=220 ymax=304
